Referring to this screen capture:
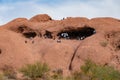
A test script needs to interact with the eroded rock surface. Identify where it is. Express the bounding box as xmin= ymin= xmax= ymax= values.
xmin=0 ymin=14 xmax=120 ymax=75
